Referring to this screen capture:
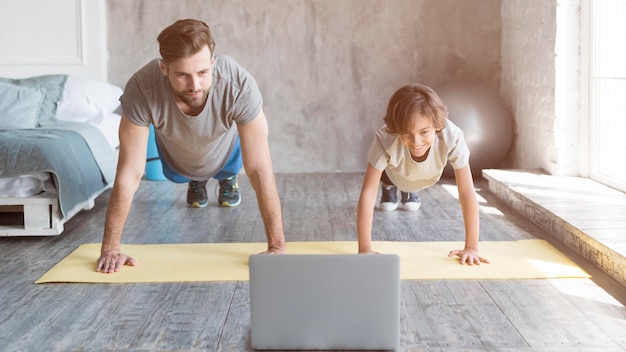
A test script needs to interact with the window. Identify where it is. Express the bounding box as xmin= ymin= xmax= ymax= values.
xmin=584 ymin=0 xmax=626 ymax=192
